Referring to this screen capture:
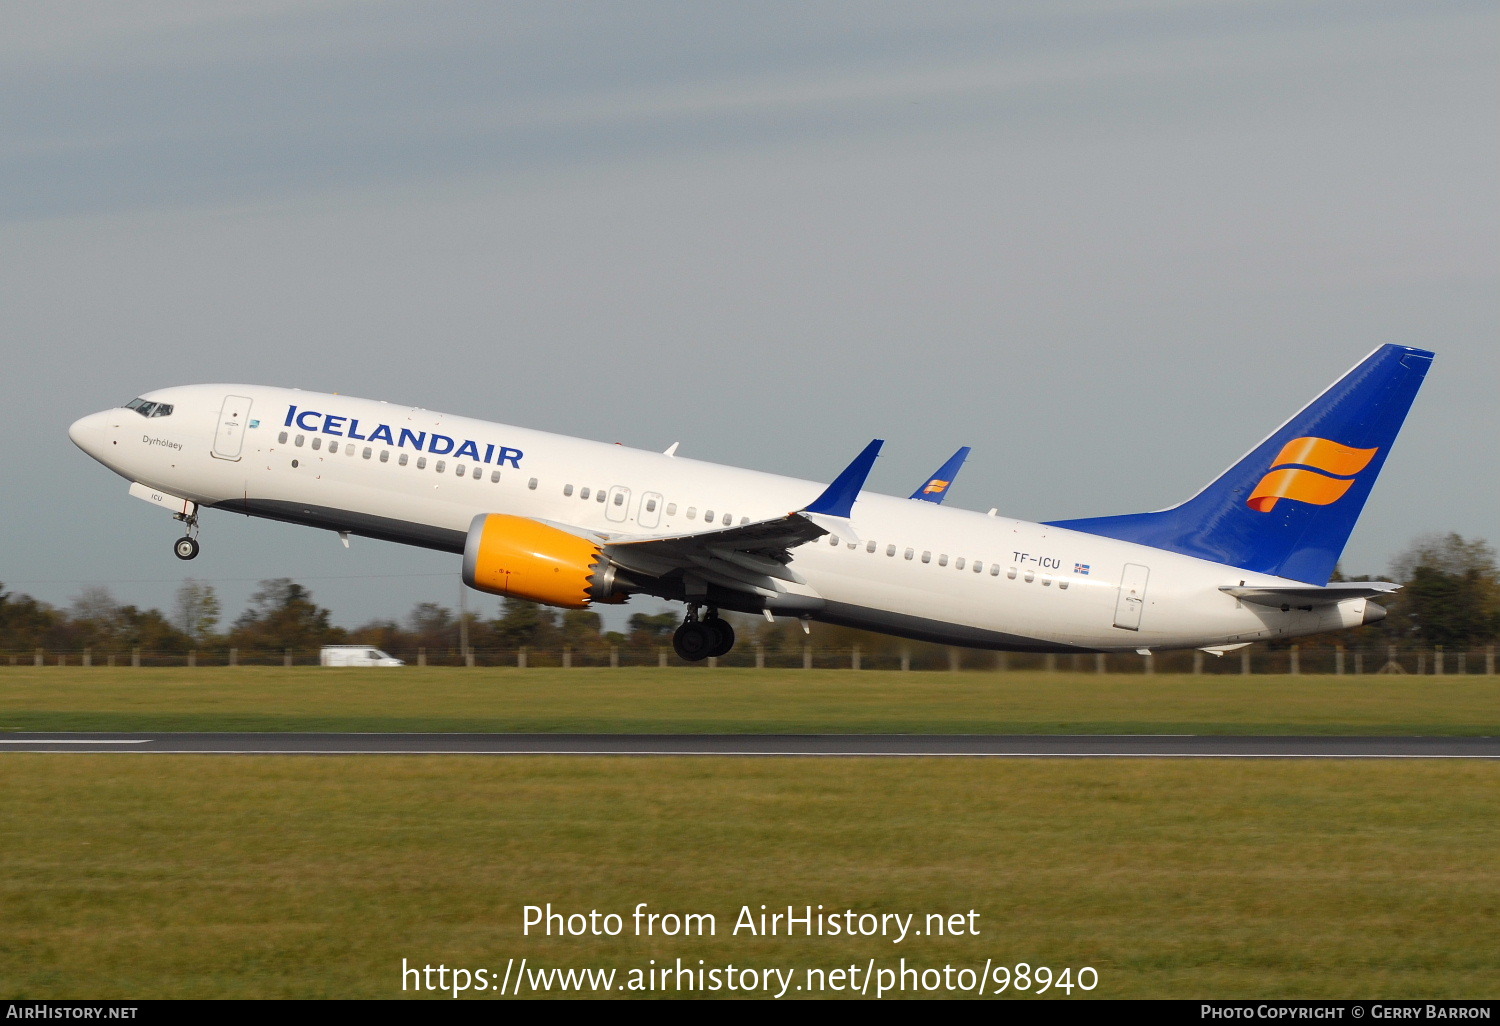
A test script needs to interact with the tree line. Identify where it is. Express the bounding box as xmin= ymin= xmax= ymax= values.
xmin=2 ymin=533 xmax=1497 ymax=657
